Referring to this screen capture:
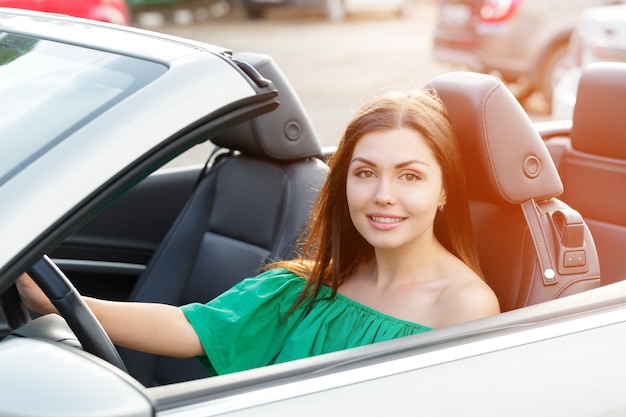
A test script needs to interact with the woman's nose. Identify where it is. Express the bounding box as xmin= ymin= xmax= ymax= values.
xmin=373 ymin=178 xmax=396 ymax=205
